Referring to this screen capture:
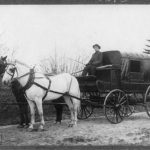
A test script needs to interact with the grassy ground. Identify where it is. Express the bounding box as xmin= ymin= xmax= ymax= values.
xmin=1 ymin=112 xmax=150 ymax=146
